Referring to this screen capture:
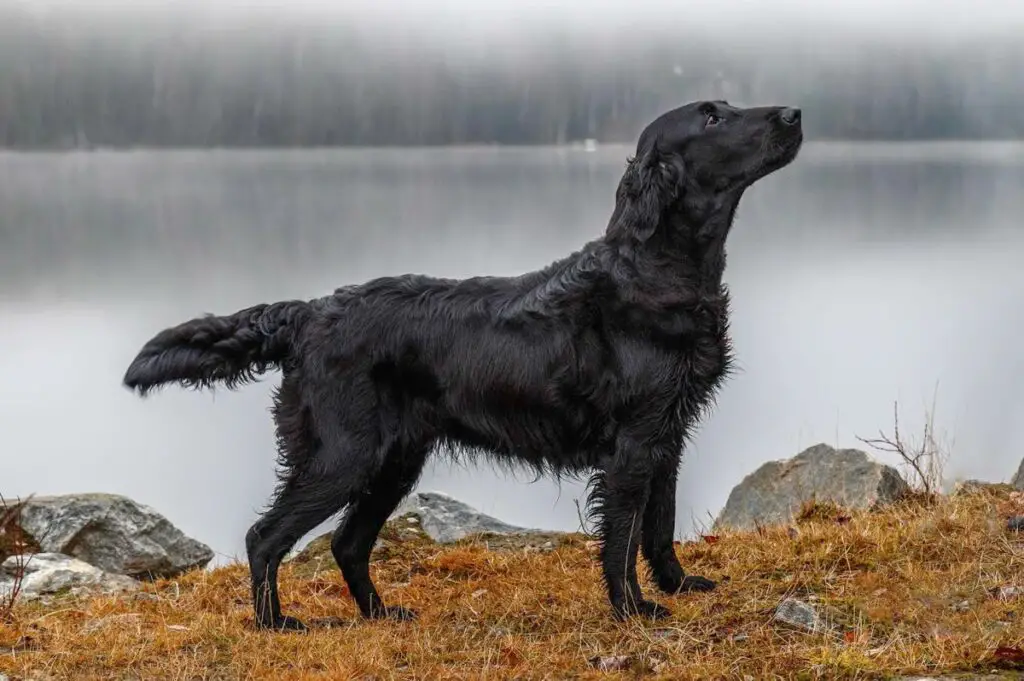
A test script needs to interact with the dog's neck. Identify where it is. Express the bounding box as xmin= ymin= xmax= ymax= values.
xmin=615 ymin=189 xmax=742 ymax=297
xmin=685 ymin=188 xmax=743 ymax=293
